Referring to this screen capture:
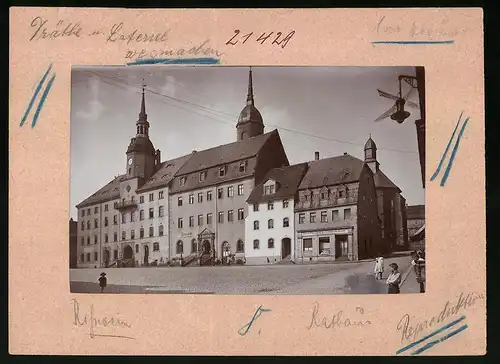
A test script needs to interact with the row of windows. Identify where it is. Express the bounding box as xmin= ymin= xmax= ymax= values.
xmin=302 ymin=188 xmax=348 ymax=202
xmin=177 ymin=209 xmax=245 ymax=228
xmin=81 ymin=207 xmax=165 ymax=231
xmin=252 ymin=239 xmax=275 ymax=249
xmin=253 ymin=218 xmax=290 ymax=230
xmin=80 ymin=191 xmax=165 ymax=217
xmin=177 ymin=185 xmax=245 ymax=206
xmin=253 ymin=200 xmax=289 ymax=212
xmin=298 ymin=208 xmax=351 ymax=224
xmin=79 ymin=242 xmax=161 ymax=263
xmin=80 ymin=226 xmax=165 ymax=245
xmin=178 ymin=162 xmax=248 ymax=187
xmin=174 ymin=239 xmax=245 ymax=254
